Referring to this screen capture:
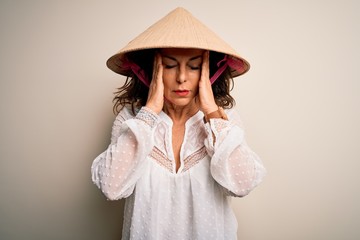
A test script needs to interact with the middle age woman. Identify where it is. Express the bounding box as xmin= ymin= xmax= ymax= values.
xmin=92 ymin=7 xmax=266 ymax=239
